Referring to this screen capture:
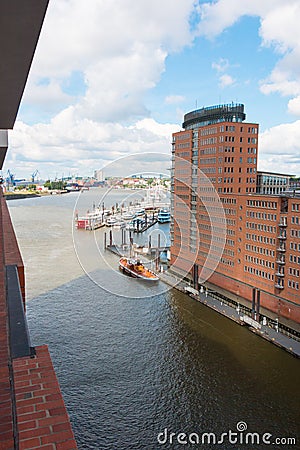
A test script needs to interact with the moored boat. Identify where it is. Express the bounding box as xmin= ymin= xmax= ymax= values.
xmin=134 ymin=208 xmax=145 ymax=216
xmin=113 ymin=220 xmax=126 ymax=229
xmin=157 ymin=208 xmax=171 ymax=223
xmin=105 ymin=217 xmax=118 ymax=227
xmin=76 ymin=210 xmax=105 ymax=230
xmin=119 ymin=257 xmax=159 ymax=281
xmin=121 ymin=212 xmax=136 ymax=220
